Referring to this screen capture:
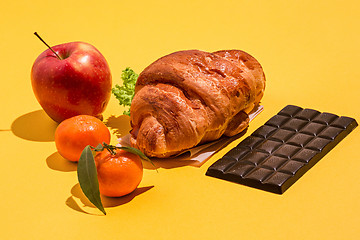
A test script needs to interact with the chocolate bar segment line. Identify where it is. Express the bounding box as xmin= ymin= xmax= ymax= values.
xmin=206 ymin=105 xmax=358 ymax=194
